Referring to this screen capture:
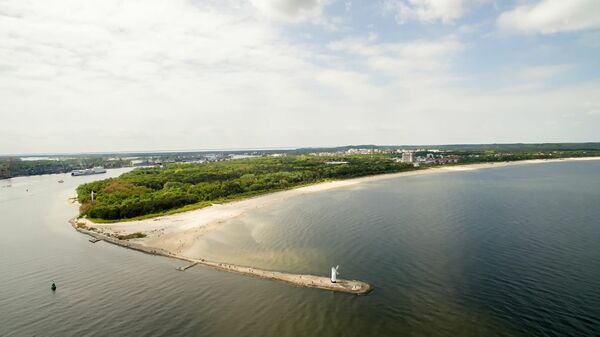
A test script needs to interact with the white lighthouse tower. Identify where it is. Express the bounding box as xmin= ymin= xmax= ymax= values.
xmin=331 ymin=265 xmax=339 ymax=283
